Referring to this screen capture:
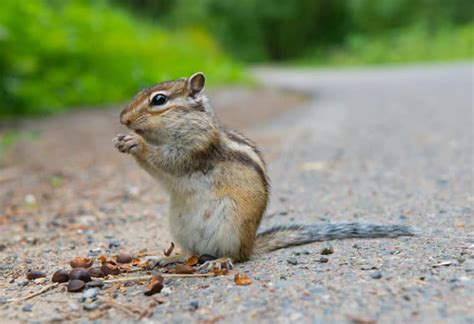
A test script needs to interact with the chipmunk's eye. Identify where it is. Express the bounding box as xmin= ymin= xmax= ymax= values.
xmin=150 ymin=94 xmax=167 ymax=106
